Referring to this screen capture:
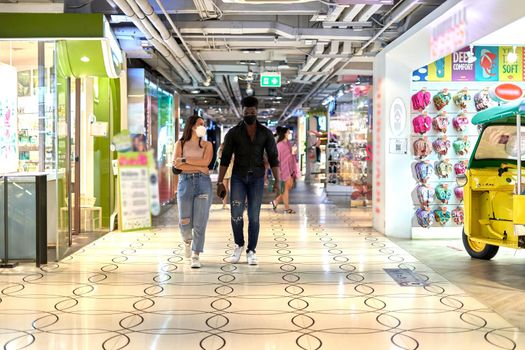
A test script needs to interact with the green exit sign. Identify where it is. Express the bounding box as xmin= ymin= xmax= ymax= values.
xmin=260 ymin=72 xmax=281 ymax=87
